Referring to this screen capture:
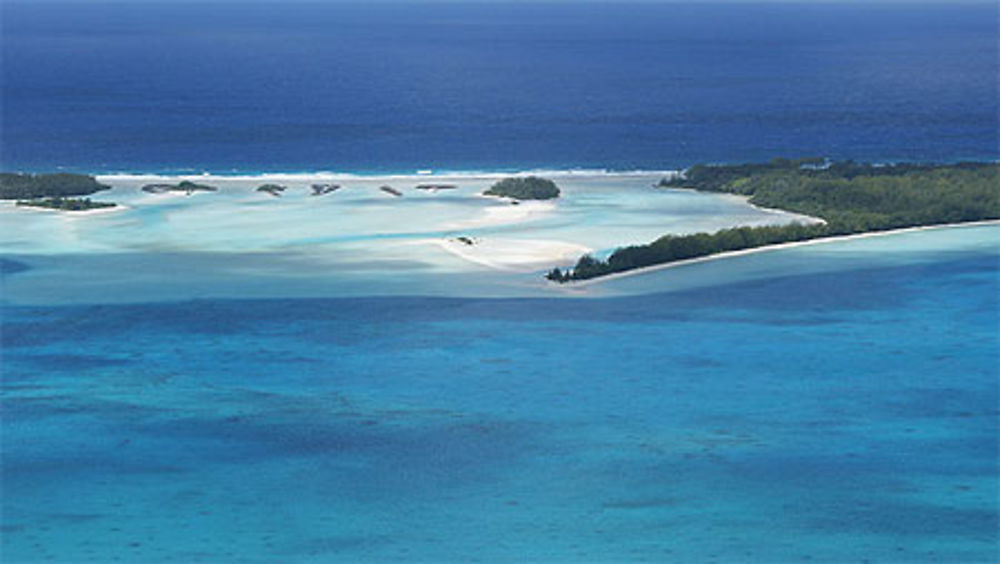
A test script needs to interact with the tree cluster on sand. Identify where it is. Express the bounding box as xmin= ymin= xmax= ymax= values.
xmin=484 ymin=176 xmax=560 ymax=200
